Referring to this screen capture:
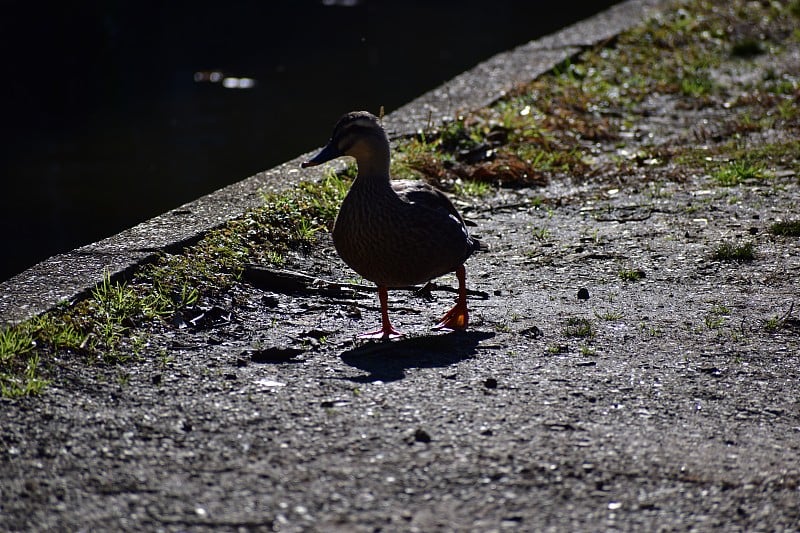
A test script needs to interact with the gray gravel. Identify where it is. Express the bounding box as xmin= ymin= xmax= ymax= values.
xmin=2 ymin=166 xmax=799 ymax=531
xmin=2 ymin=0 xmax=800 ymax=531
